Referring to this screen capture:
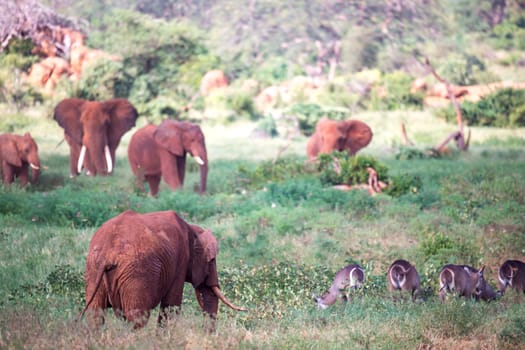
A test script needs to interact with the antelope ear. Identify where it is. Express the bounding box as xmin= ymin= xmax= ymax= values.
xmin=479 ymin=266 xmax=485 ymax=275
